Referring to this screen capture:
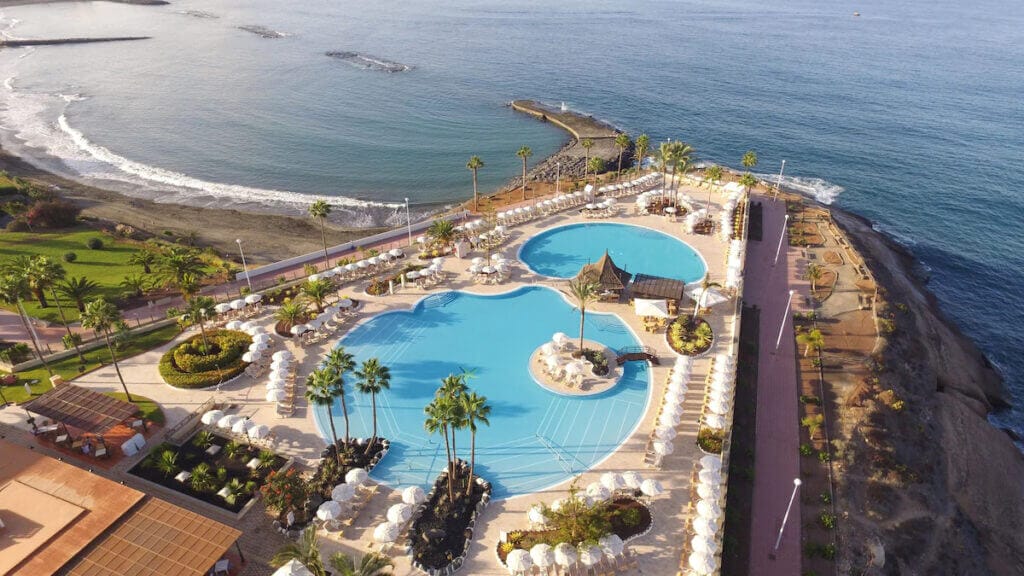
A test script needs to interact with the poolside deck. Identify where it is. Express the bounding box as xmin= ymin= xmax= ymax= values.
xmin=0 ymin=177 xmax=742 ymax=575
